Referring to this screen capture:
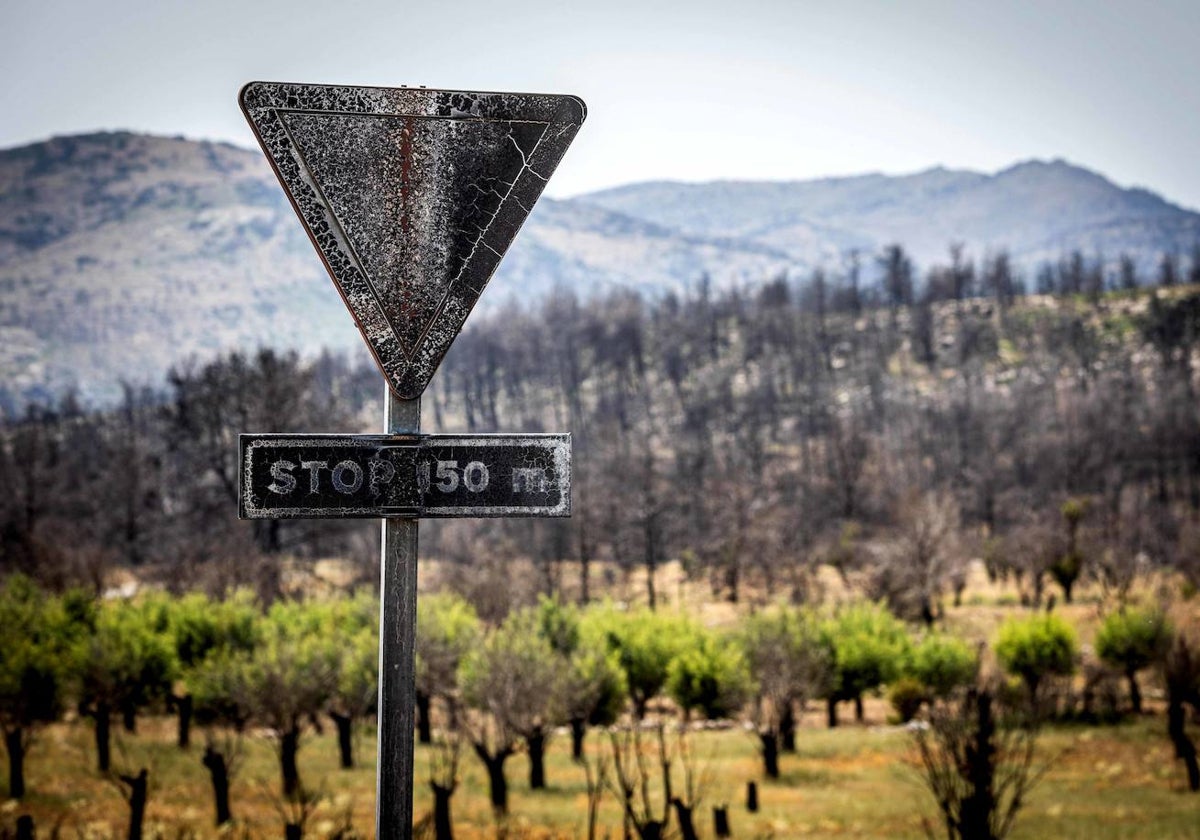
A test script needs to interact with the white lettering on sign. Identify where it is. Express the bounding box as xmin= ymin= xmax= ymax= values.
xmin=369 ymin=458 xmax=395 ymax=496
xmin=301 ymin=460 xmax=327 ymax=493
xmin=331 ymin=460 xmax=364 ymax=494
xmin=417 ymin=460 xmax=491 ymax=494
xmin=463 ymin=461 xmax=489 ymax=493
xmin=268 ymin=458 xmax=378 ymax=496
xmin=435 ymin=460 xmax=459 ymax=493
xmin=512 ymin=467 xmax=547 ymax=493
xmin=268 ymin=459 xmax=297 ymax=494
